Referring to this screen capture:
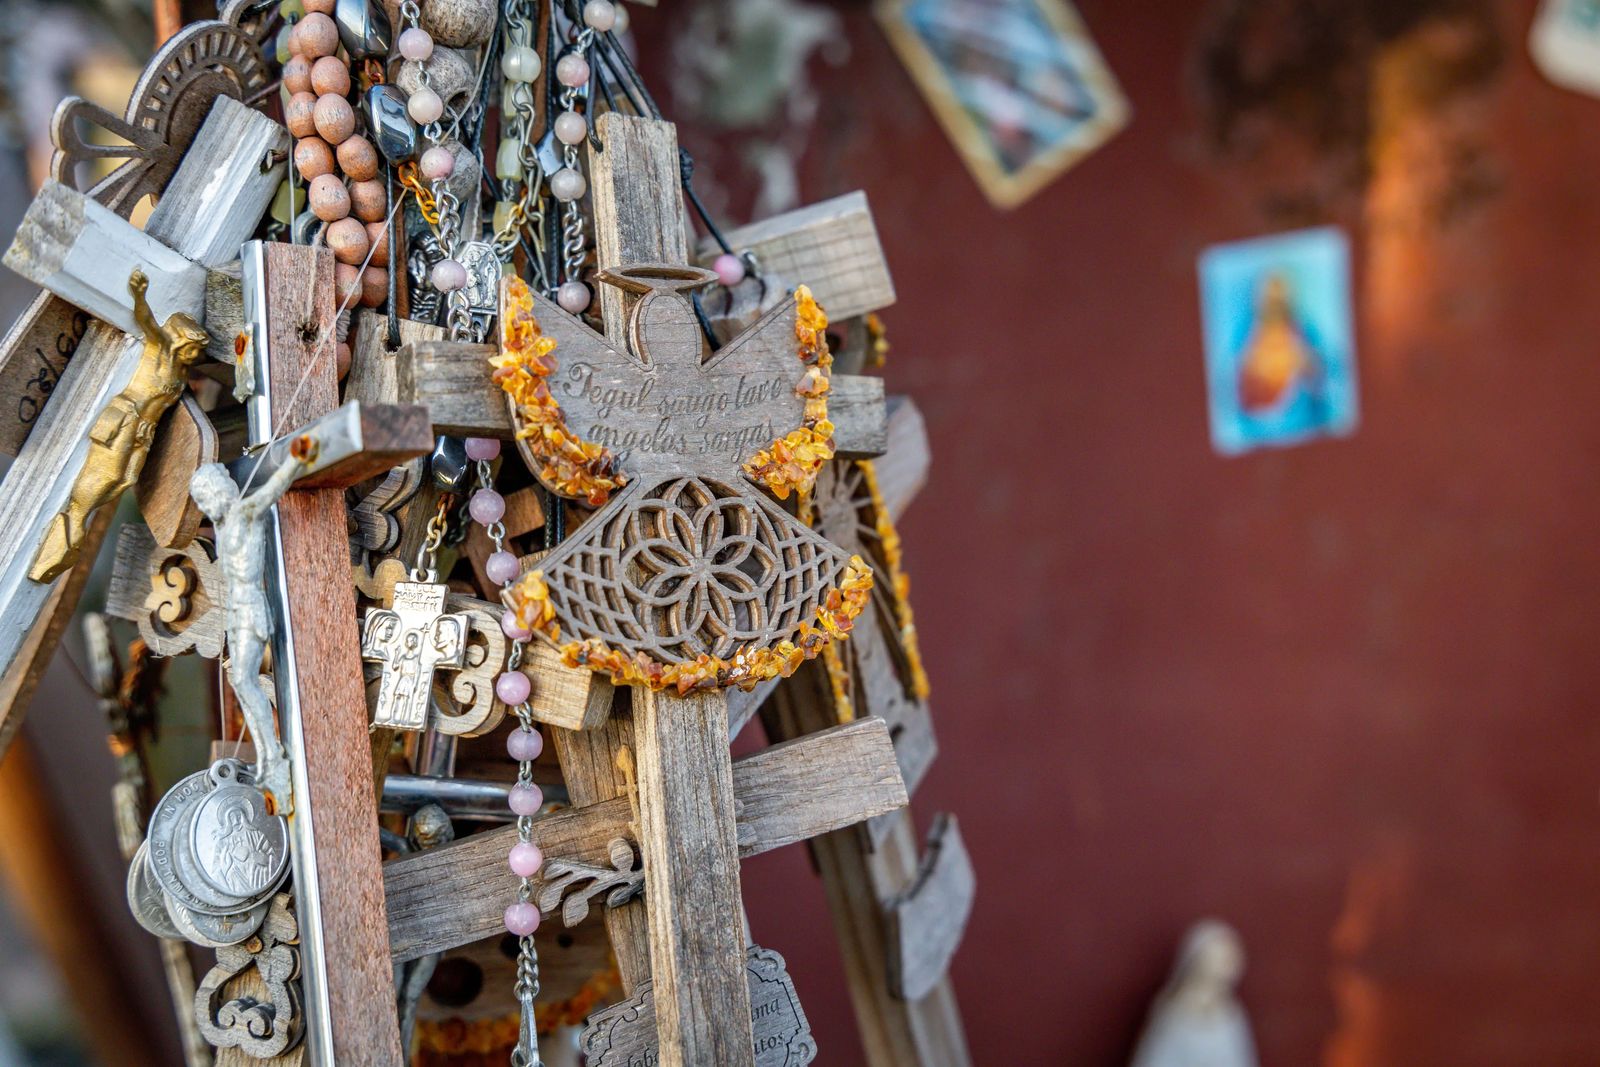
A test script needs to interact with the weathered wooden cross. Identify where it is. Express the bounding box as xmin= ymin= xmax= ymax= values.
xmin=0 ymin=96 xmax=284 ymax=759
